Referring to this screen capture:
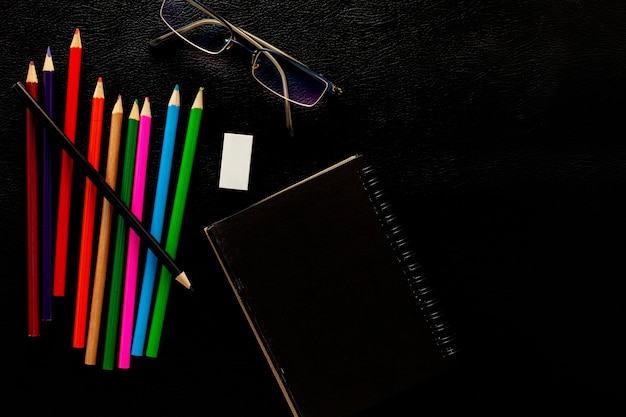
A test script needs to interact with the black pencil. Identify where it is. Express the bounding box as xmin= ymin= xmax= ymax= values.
xmin=12 ymin=81 xmax=192 ymax=291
